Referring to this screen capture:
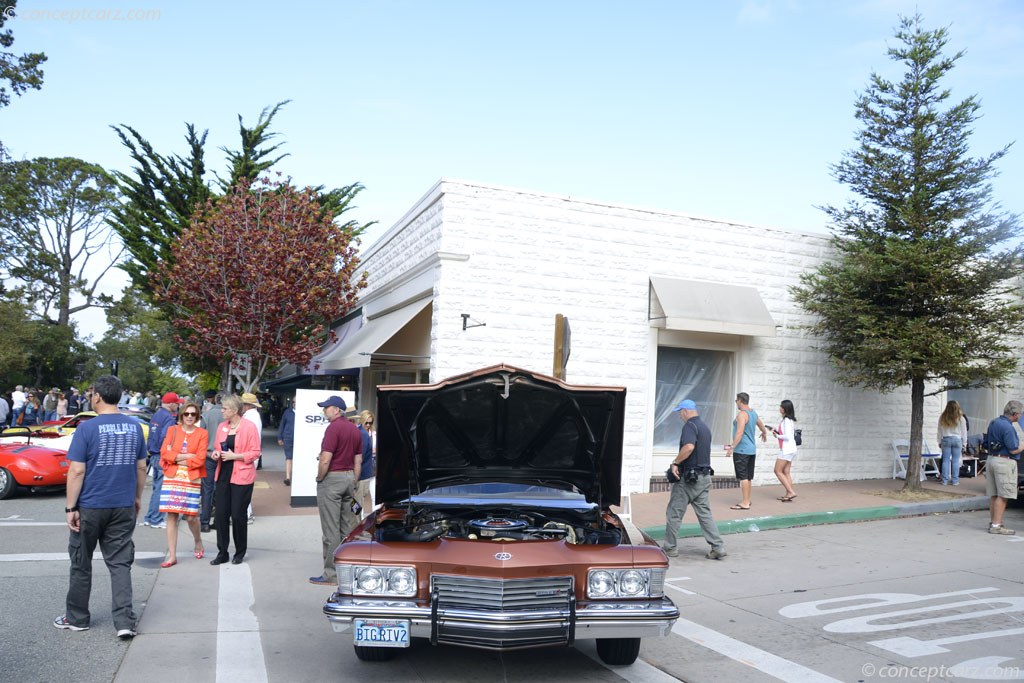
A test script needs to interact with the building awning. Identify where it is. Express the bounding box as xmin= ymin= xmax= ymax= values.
xmin=318 ymin=298 xmax=432 ymax=371
xmin=649 ymin=276 xmax=776 ymax=337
